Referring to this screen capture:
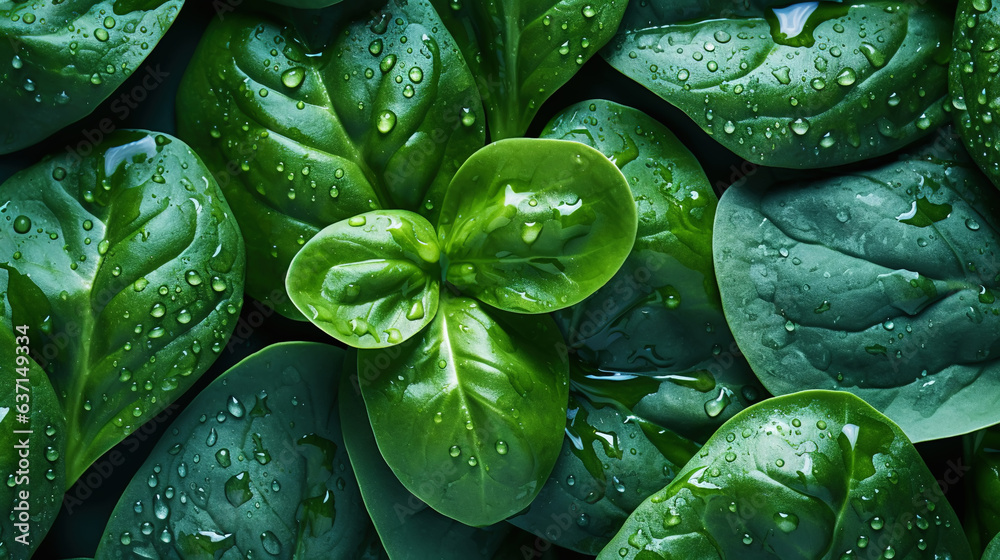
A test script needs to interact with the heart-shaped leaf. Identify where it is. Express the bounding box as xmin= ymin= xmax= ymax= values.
xmin=430 ymin=0 xmax=627 ymax=139
xmin=286 ymin=210 xmax=441 ymax=348
xmin=0 ymin=0 xmax=184 ymax=154
xmin=358 ymin=294 xmax=569 ymax=526
xmin=599 ymin=390 xmax=973 ymax=560
xmin=339 ymin=360 xmax=514 ymax=558
xmin=0 ymin=130 xmax=245 ymax=484
xmin=437 ymin=139 xmax=636 ymax=314
xmin=542 ymin=100 xmax=730 ymax=374
xmin=714 ymin=137 xmax=1000 ymax=442
xmin=177 ymin=1 xmax=484 ymax=318
xmin=602 ymin=1 xmax=952 ymax=168
xmin=95 ymin=342 xmax=384 ymax=559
